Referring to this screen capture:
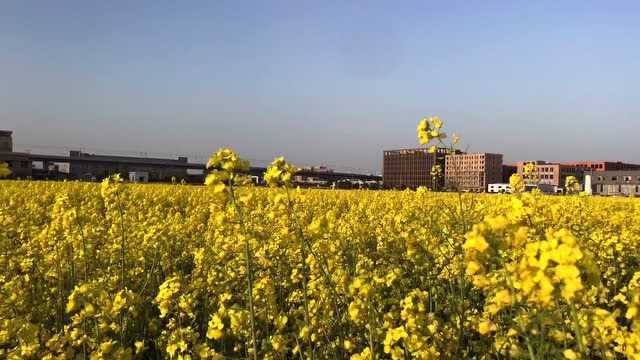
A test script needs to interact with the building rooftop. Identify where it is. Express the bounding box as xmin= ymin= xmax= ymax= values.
xmin=587 ymin=169 xmax=640 ymax=174
xmin=68 ymin=151 xmax=189 ymax=165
